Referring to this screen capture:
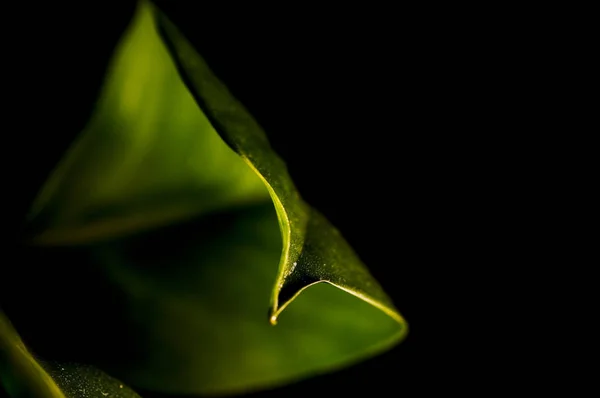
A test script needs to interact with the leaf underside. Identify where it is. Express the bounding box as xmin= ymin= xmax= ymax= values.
xmin=1 ymin=1 xmax=407 ymax=396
